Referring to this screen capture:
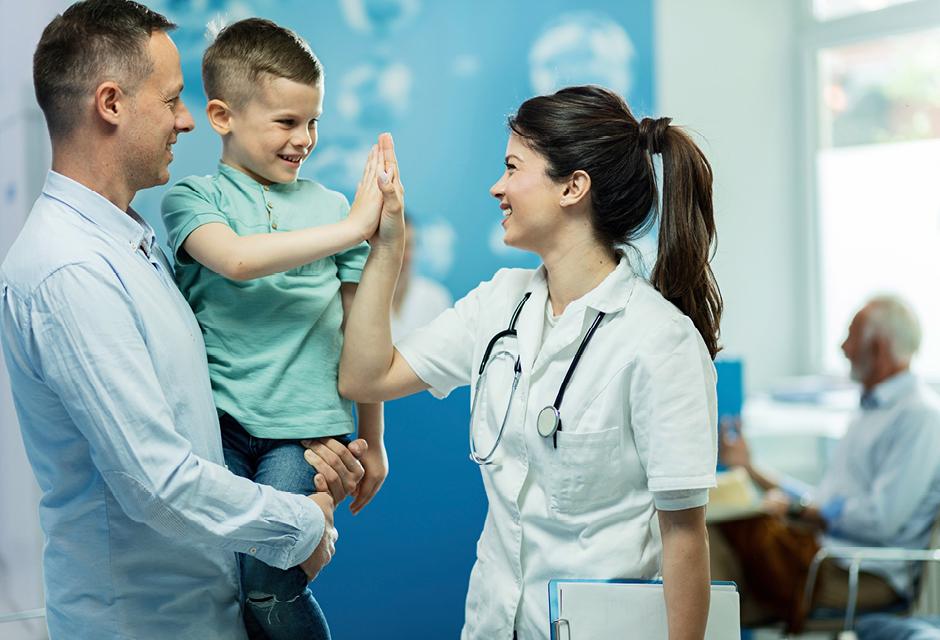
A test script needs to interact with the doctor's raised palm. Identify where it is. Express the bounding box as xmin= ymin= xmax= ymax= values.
xmin=374 ymin=132 xmax=405 ymax=245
